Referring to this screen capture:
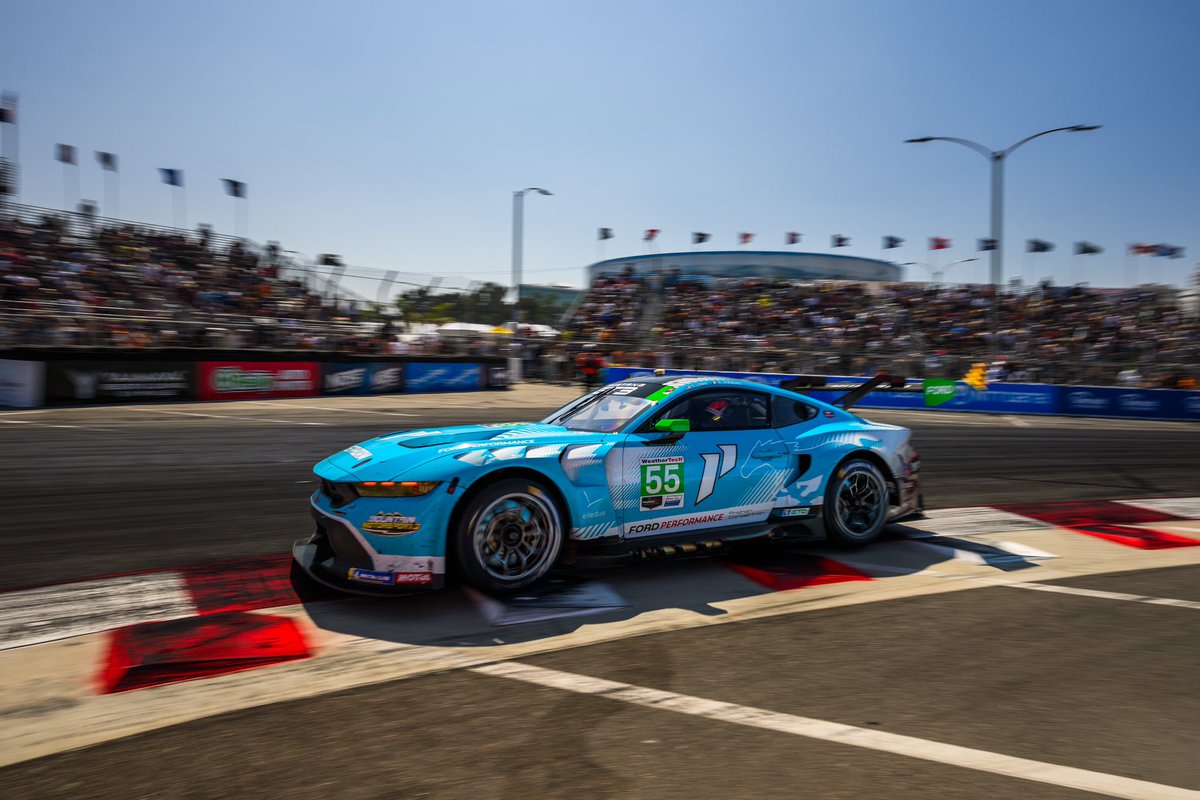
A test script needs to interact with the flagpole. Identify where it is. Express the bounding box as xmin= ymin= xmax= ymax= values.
xmin=104 ymin=169 xmax=118 ymax=220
